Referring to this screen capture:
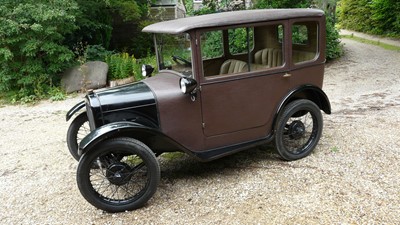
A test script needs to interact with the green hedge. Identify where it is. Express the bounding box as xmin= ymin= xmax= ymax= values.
xmin=338 ymin=0 xmax=400 ymax=37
